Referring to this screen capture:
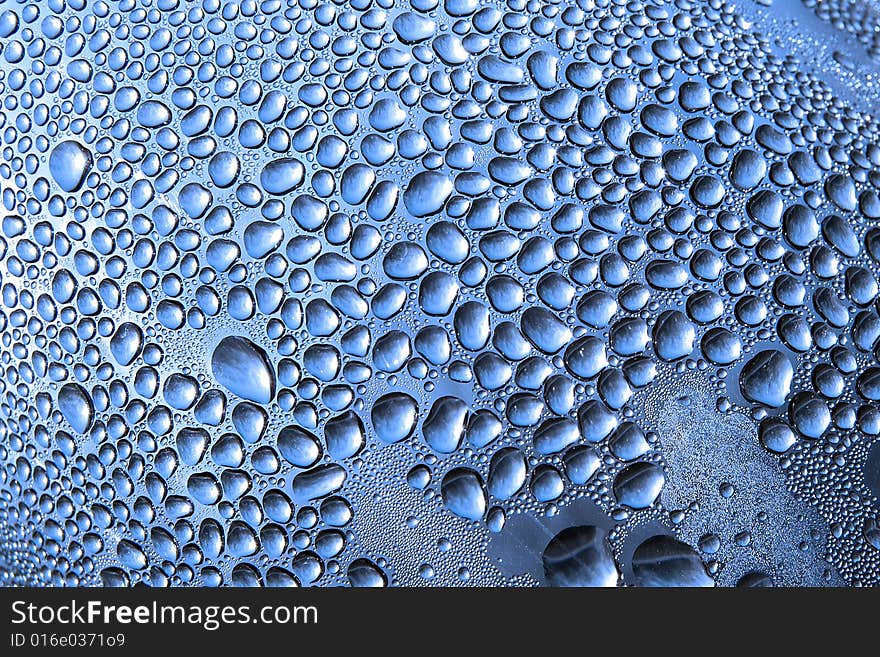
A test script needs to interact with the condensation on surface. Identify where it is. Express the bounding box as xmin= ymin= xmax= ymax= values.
xmin=1 ymin=0 xmax=880 ymax=587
